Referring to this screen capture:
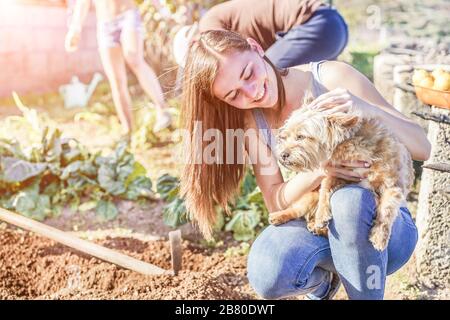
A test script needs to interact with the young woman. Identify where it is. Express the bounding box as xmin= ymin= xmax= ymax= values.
xmin=179 ymin=30 xmax=430 ymax=300
xmin=65 ymin=0 xmax=172 ymax=135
